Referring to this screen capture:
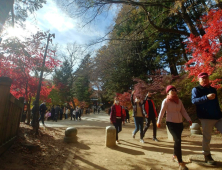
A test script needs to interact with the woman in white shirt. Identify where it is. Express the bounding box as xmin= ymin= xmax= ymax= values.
xmin=157 ymin=85 xmax=192 ymax=170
